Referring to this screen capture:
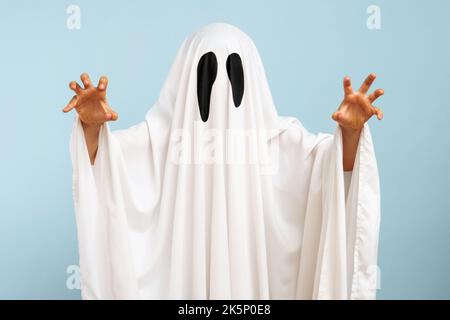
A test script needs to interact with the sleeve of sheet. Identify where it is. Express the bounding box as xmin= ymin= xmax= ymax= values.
xmin=344 ymin=171 xmax=352 ymax=201
xmin=70 ymin=116 xmax=161 ymax=299
xmin=296 ymin=124 xmax=380 ymax=300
